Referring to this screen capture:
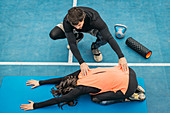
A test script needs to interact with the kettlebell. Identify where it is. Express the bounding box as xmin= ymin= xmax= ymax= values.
xmin=114 ymin=24 xmax=127 ymax=39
